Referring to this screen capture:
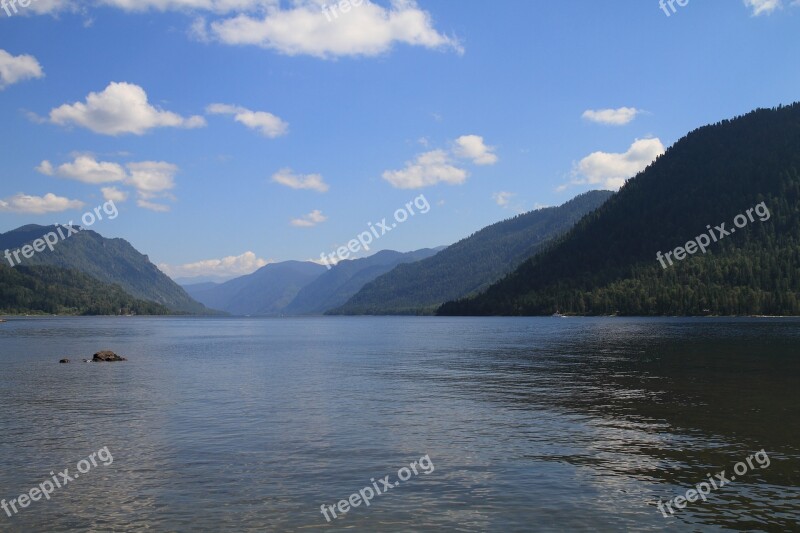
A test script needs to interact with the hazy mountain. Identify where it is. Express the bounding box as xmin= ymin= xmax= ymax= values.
xmin=439 ymin=103 xmax=800 ymax=316
xmin=175 ymin=276 xmax=239 ymax=286
xmin=330 ymin=190 xmax=613 ymax=315
xmin=184 ymin=261 xmax=327 ymax=315
xmin=283 ymin=248 xmax=444 ymax=315
xmin=0 ymin=225 xmax=209 ymax=314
